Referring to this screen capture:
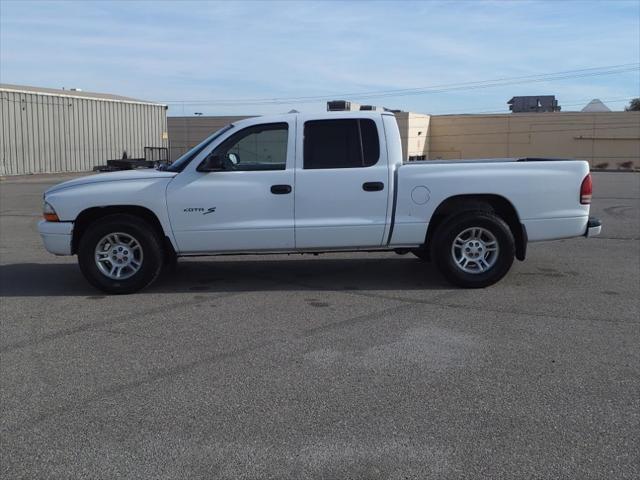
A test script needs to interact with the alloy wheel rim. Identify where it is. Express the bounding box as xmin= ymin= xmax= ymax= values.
xmin=451 ymin=227 xmax=499 ymax=274
xmin=94 ymin=232 xmax=143 ymax=280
